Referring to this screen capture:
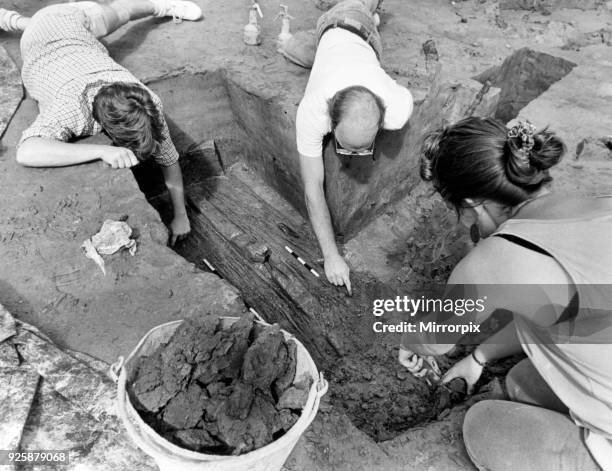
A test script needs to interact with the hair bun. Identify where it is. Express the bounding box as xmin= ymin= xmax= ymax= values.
xmin=530 ymin=129 xmax=566 ymax=170
xmin=505 ymin=126 xmax=565 ymax=186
